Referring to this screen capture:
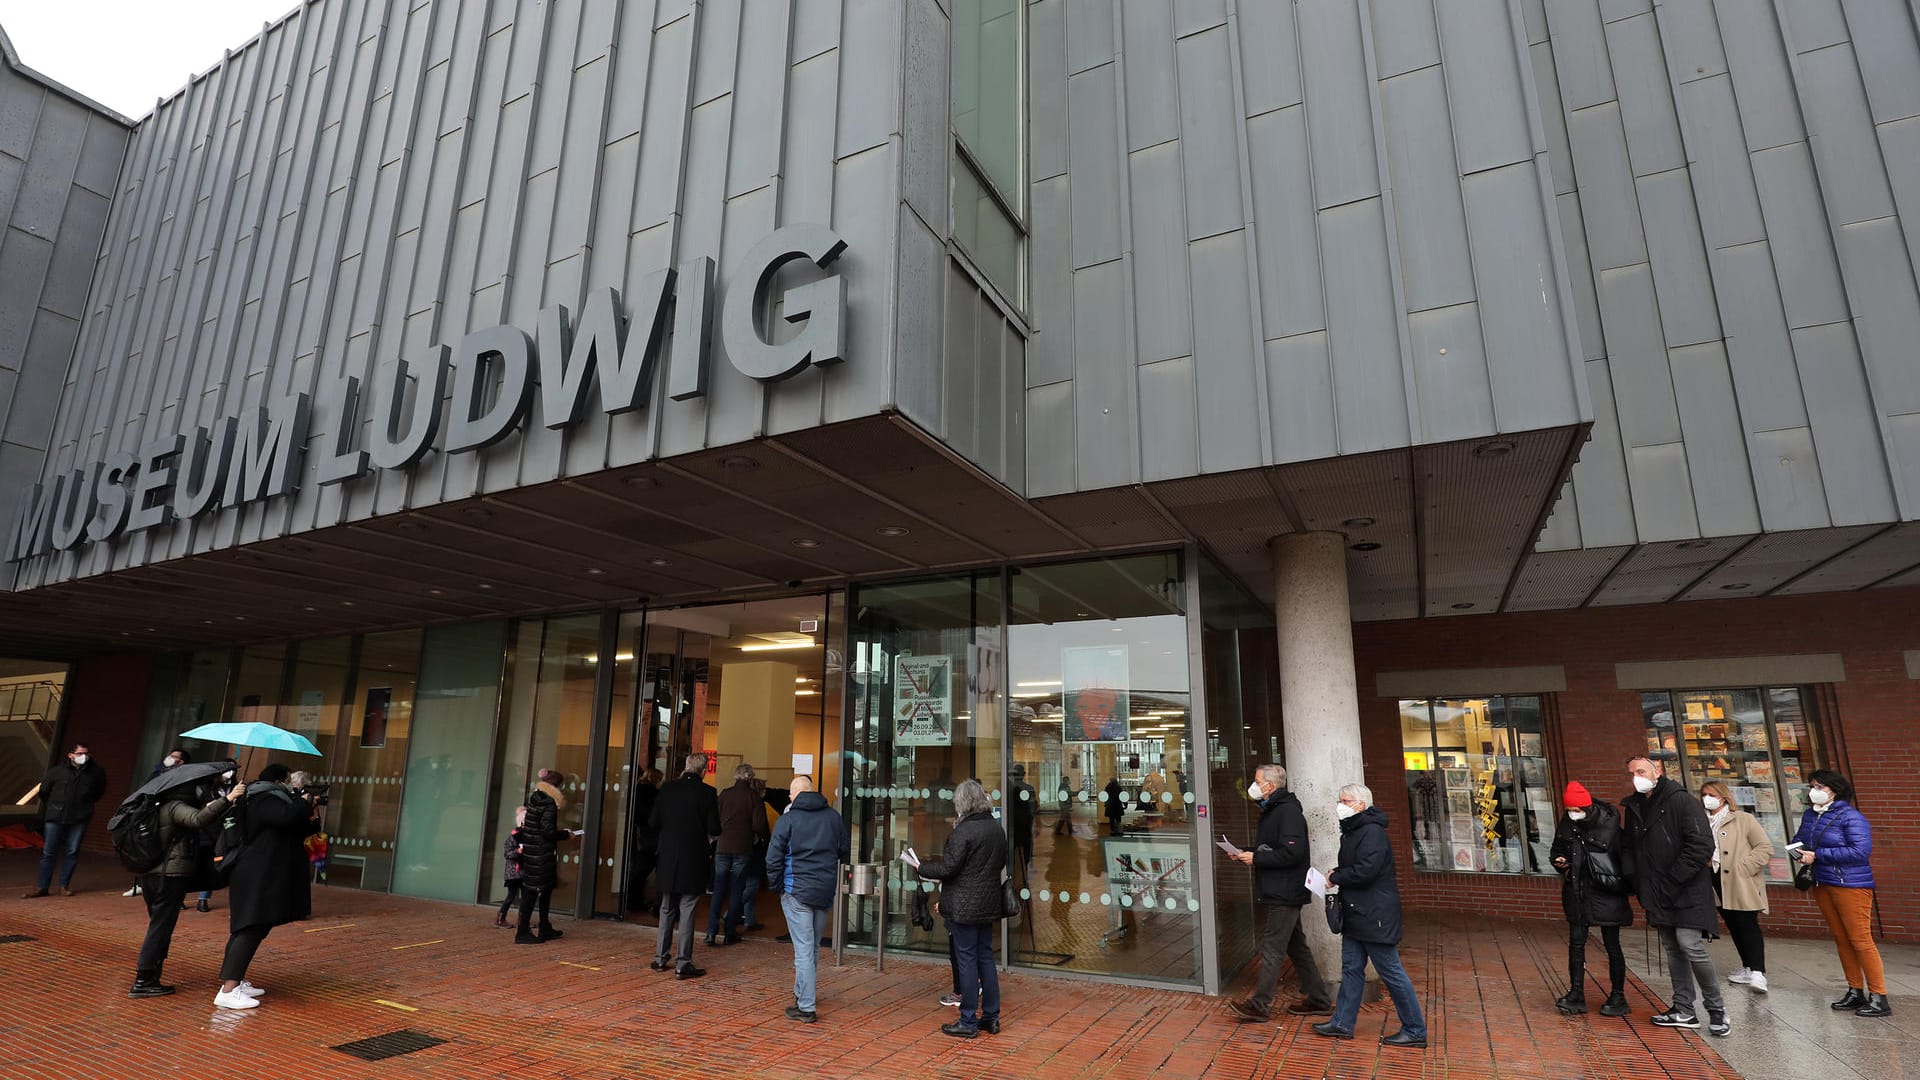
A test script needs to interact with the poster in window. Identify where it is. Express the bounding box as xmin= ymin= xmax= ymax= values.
xmin=294 ymin=690 xmax=326 ymax=740
xmin=361 ymin=687 xmax=392 ymax=748
xmin=1445 ymin=791 xmax=1473 ymax=816
xmin=1101 ymin=835 xmax=1193 ymax=910
xmin=892 ymin=654 xmax=954 ymax=747
xmin=1450 ymin=843 xmax=1478 ymax=871
xmin=1441 ymin=767 xmax=1470 ymax=791
xmin=1062 ymin=645 xmax=1130 ymax=742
